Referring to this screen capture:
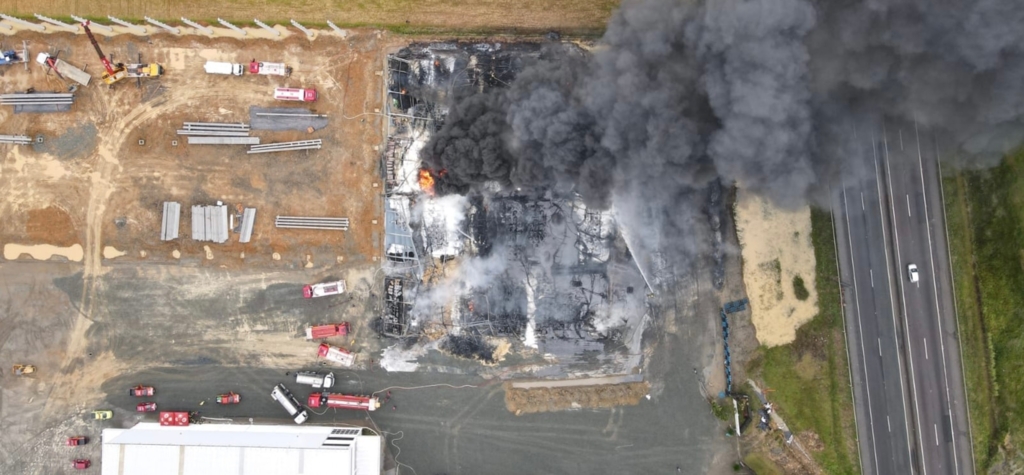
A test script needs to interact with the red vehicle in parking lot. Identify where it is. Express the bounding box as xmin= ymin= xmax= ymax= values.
xmin=73 ymin=459 xmax=91 ymax=469
xmin=66 ymin=436 xmax=87 ymax=446
xmin=128 ymin=385 xmax=154 ymax=397
xmin=136 ymin=402 xmax=158 ymax=412
xmin=216 ymin=392 xmax=241 ymax=404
